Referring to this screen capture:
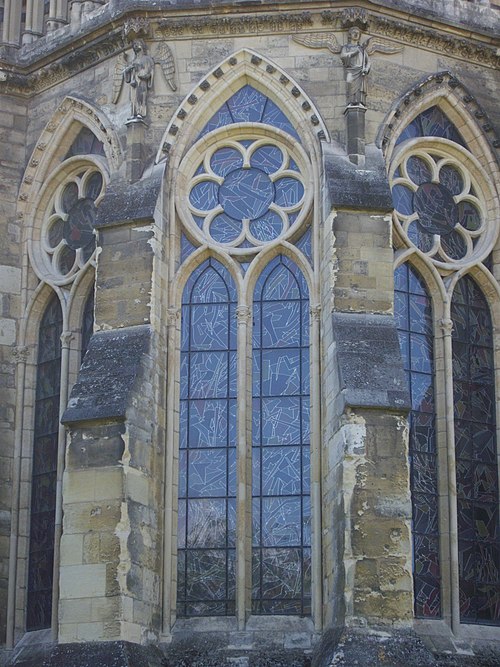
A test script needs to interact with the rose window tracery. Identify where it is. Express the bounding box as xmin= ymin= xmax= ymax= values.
xmin=180 ymin=130 xmax=311 ymax=255
xmin=41 ymin=167 xmax=104 ymax=280
xmin=391 ymin=148 xmax=486 ymax=267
